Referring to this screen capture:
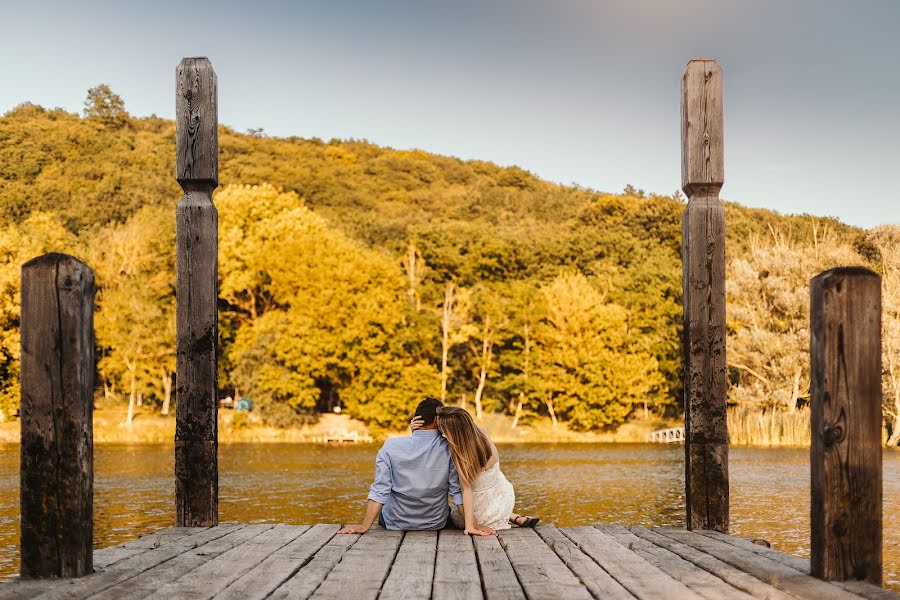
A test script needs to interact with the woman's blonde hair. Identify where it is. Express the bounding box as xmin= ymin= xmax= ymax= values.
xmin=436 ymin=407 xmax=492 ymax=486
